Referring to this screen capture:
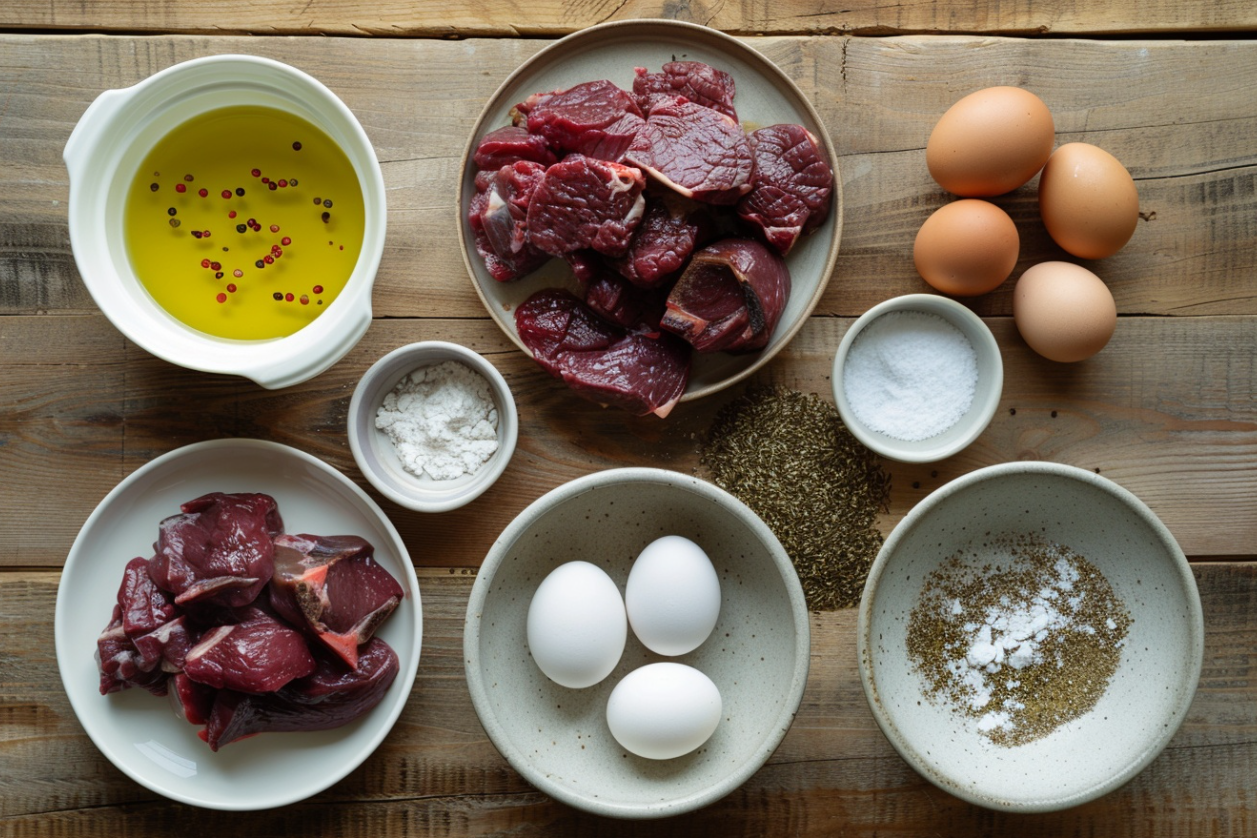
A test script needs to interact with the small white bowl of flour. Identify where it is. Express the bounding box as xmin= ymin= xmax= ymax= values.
xmin=349 ymin=341 xmax=518 ymax=512
xmin=832 ymin=294 xmax=1002 ymax=463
